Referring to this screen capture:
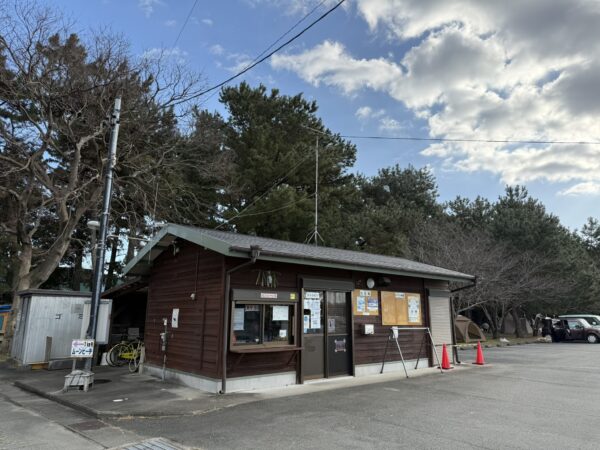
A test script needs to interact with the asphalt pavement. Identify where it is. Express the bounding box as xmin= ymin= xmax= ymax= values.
xmin=107 ymin=343 xmax=600 ymax=449
xmin=3 ymin=343 xmax=600 ymax=449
